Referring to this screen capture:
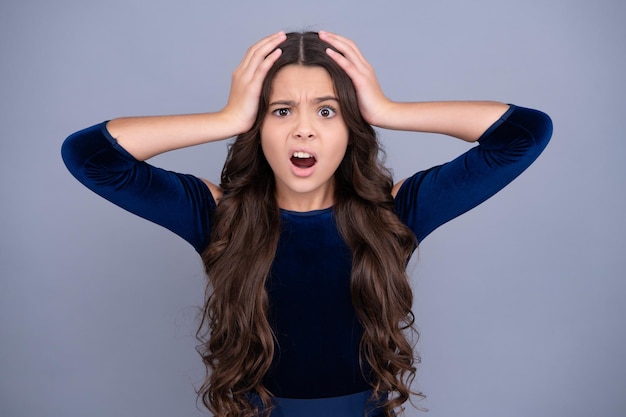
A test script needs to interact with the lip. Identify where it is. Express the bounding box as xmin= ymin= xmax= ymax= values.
xmin=288 ymin=147 xmax=318 ymax=178
xmin=289 ymin=147 xmax=318 ymax=160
